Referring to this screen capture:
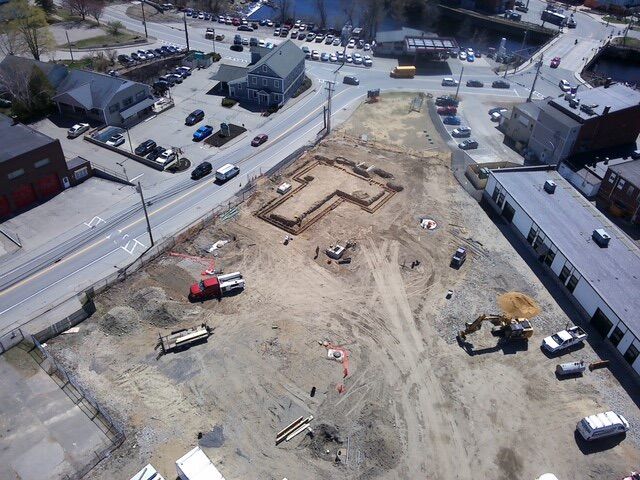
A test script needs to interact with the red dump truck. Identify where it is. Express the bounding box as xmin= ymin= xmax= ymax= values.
xmin=188 ymin=272 xmax=245 ymax=301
